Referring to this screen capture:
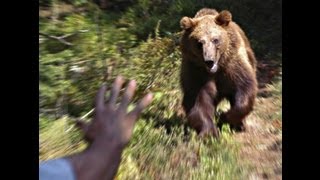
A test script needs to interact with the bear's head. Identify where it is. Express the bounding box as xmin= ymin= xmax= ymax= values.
xmin=180 ymin=10 xmax=232 ymax=73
